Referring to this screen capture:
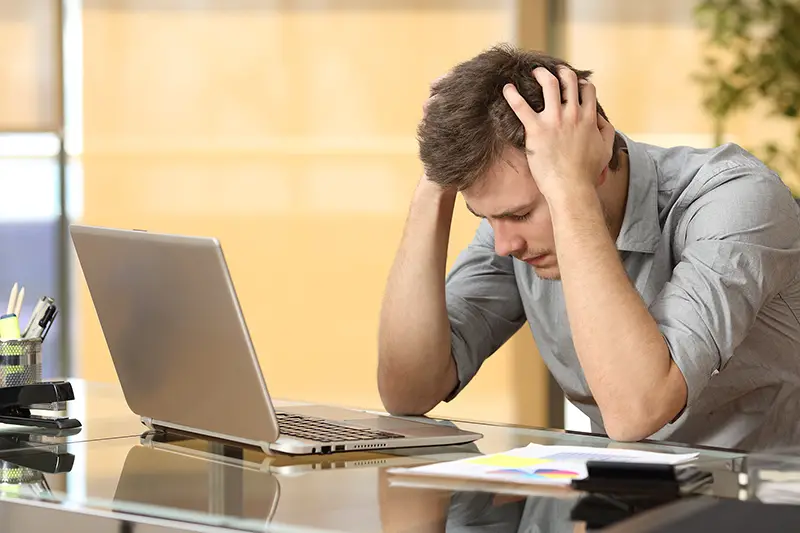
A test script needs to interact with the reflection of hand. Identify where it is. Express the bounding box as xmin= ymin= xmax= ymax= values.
xmin=502 ymin=66 xmax=615 ymax=202
xmin=492 ymin=494 xmax=526 ymax=506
